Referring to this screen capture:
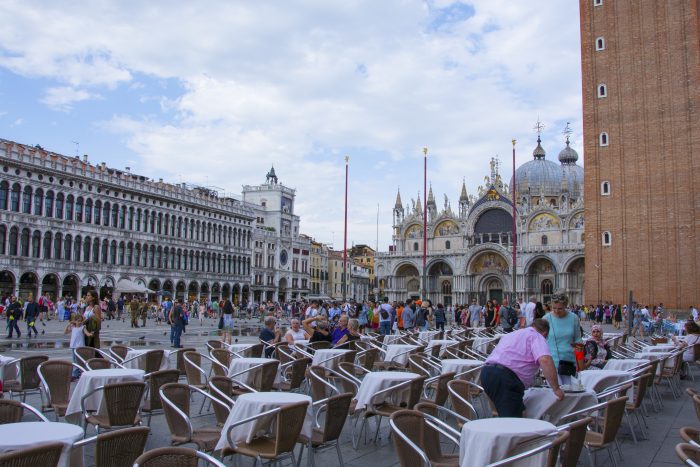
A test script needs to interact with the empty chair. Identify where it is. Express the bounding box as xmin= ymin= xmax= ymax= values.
xmin=421 ymin=371 xmax=455 ymax=407
xmin=275 ymin=357 xmax=310 ymax=392
xmin=675 ymin=443 xmax=700 ymax=466
xmin=487 ymin=431 xmax=569 ymax=467
xmin=222 ymin=401 xmax=309 ymax=466
xmin=231 ymin=360 xmax=279 ymax=394
xmin=307 ymin=341 xmax=331 ymax=351
xmin=81 ymin=381 xmax=146 ymax=435
xmin=210 ymin=349 xmax=233 ymax=375
xmin=183 ymin=352 xmax=208 ymax=389
xmin=357 ymin=348 xmax=379 ymax=372
xmin=38 ymin=360 xmax=76 ymax=420
xmin=680 ymin=426 xmax=700 ymax=447
xmin=144 ymin=350 xmax=165 ymax=374
xmin=297 ymin=393 xmax=353 ymax=467
xmin=171 ymin=347 xmax=196 ymax=380
xmin=133 ymin=447 xmax=226 ymax=467
xmin=109 ymin=344 xmax=132 ymax=362
xmin=0 ymin=441 xmax=63 ymax=467
xmin=208 ymin=376 xmax=236 ymax=426
xmin=557 ymin=417 xmax=593 ymax=467
xmin=143 ymin=369 xmax=180 ymax=426
xmin=86 ymin=358 xmax=113 ymax=370
xmin=389 ymin=409 xmax=460 ymax=467
xmin=206 ymin=340 xmax=225 ymax=352
xmin=74 ymin=426 xmax=150 ymax=467
xmin=0 ymin=399 xmax=49 ymax=424
xmin=243 ymin=343 xmax=264 ymax=358
xmin=448 ymin=379 xmax=489 ymax=418
xmin=3 ymin=355 xmax=49 ymax=401
xmin=74 ymin=347 xmax=102 ymax=370
xmin=160 ymin=383 xmax=227 ymax=451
